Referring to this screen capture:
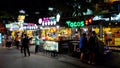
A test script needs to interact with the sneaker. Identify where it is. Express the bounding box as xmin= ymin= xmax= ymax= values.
xmin=91 ymin=62 xmax=95 ymax=65
xmin=88 ymin=61 xmax=91 ymax=64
